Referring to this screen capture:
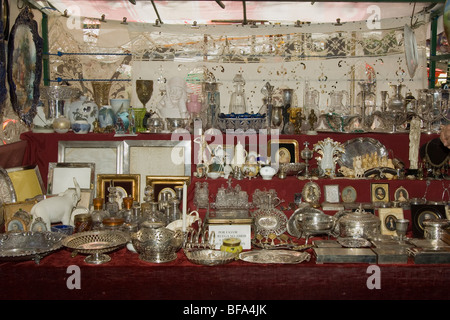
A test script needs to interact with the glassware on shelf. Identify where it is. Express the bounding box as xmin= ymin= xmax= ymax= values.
xmin=260 ymin=82 xmax=274 ymax=128
xmin=136 ymin=79 xmax=154 ymax=109
xmin=329 ymin=90 xmax=349 ymax=115
xmin=90 ymin=197 xmax=110 ymax=230
xmin=357 ymin=82 xmax=377 ymax=117
xmin=229 ymin=73 xmax=247 ymax=114
xmin=388 ymin=84 xmax=405 ymax=112
xmin=167 ymin=198 xmax=182 ymax=224
xmin=92 ymin=81 xmax=112 ymax=108
xmin=304 ymin=84 xmax=320 ymax=117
